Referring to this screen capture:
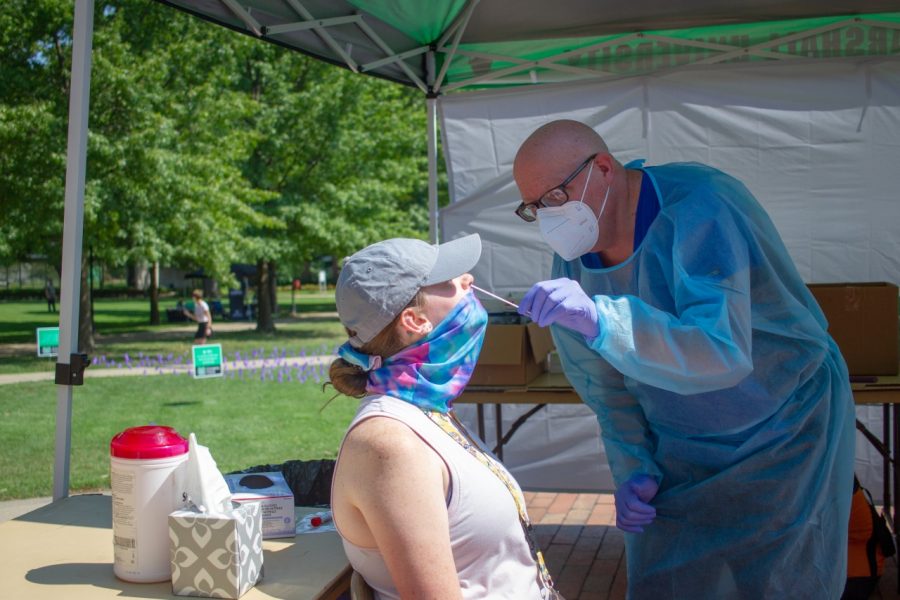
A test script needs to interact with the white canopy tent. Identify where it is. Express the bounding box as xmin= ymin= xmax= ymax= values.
xmin=440 ymin=57 xmax=900 ymax=495
xmin=53 ymin=0 xmax=900 ymax=499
